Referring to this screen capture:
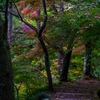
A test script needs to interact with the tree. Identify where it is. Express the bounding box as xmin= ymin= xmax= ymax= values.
xmin=81 ymin=3 xmax=100 ymax=78
xmin=47 ymin=0 xmax=100 ymax=81
xmin=13 ymin=0 xmax=53 ymax=91
xmin=47 ymin=7 xmax=79 ymax=81
xmin=60 ymin=1 xmax=100 ymax=81
xmin=0 ymin=0 xmax=14 ymax=99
